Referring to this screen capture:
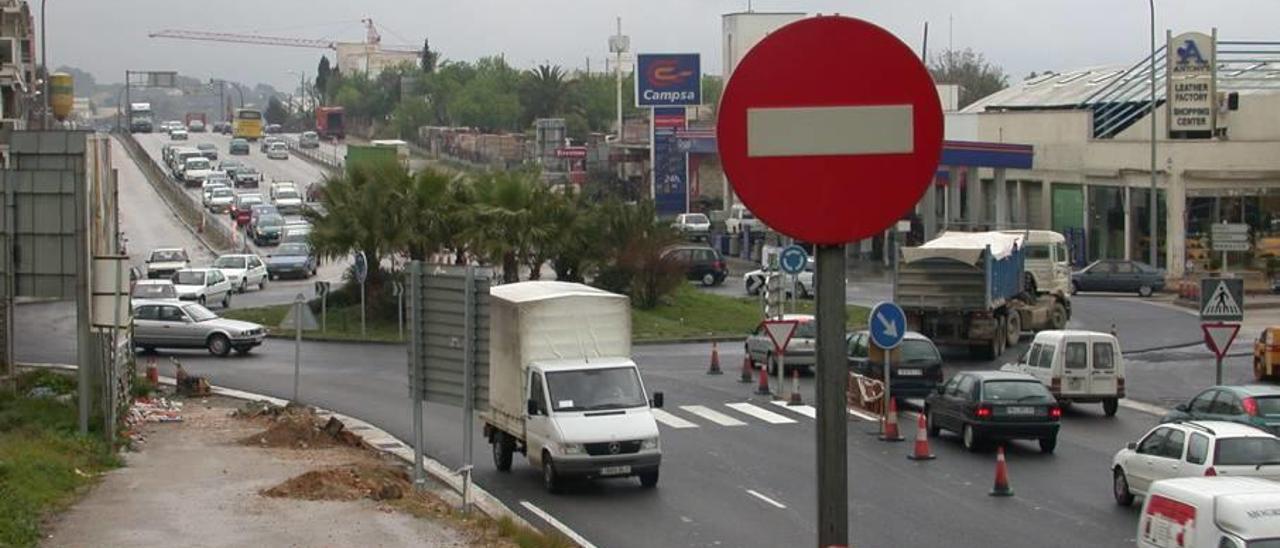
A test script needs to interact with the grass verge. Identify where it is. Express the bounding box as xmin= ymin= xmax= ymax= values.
xmin=223 ymin=302 xmax=404 ymax=343
xmin=632 ymin=284 xmax=869 ymax=342
xmin=0 ymin=370 xmax=120 ymax=546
